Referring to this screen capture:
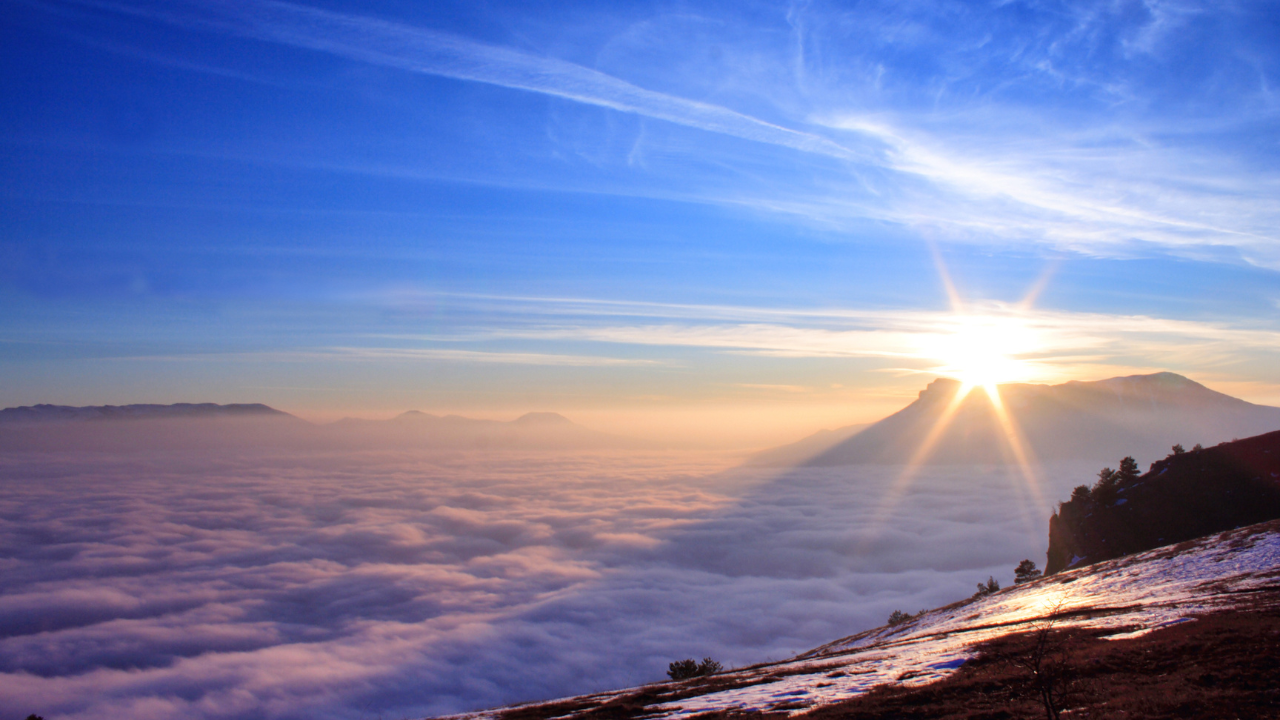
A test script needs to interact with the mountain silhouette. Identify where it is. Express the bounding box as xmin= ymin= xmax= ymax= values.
xmin=804 ymin=372 xmax=1280 ymax=467
xmin=0 ymin=402 xmax=307 ymax=451
xmin=0 ymin=403 xmax=630 ymax=452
